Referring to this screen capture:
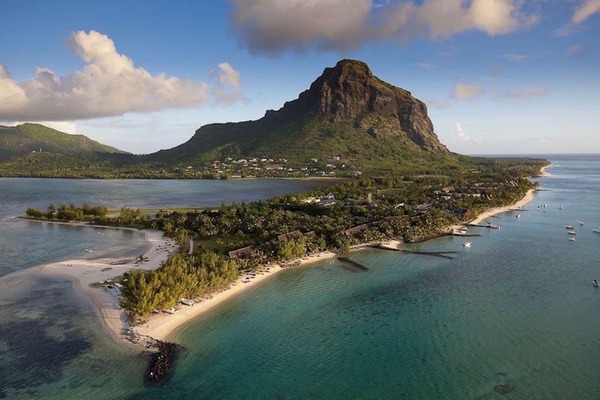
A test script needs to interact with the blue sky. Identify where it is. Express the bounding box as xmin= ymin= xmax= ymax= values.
xmin=1 ymin=0 xmax=599 ymax=155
